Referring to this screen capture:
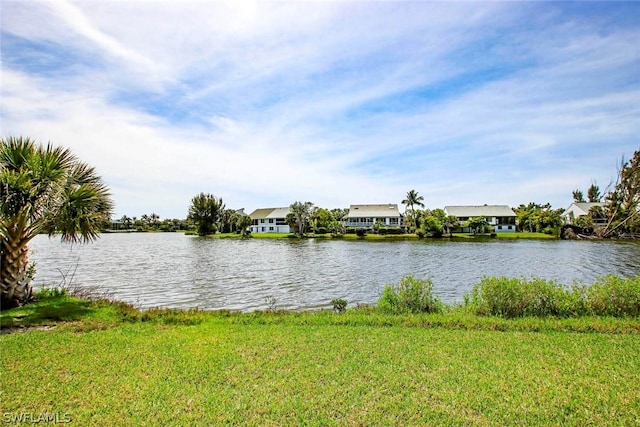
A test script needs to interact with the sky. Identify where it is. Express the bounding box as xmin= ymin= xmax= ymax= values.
xmin=1 ymin=1 xmax=639 ymax=220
